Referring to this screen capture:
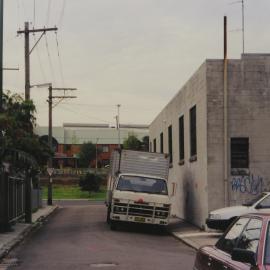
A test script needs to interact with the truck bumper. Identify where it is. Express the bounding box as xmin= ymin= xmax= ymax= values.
xmin=111 ymin=213 xmax=169 ymax=226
